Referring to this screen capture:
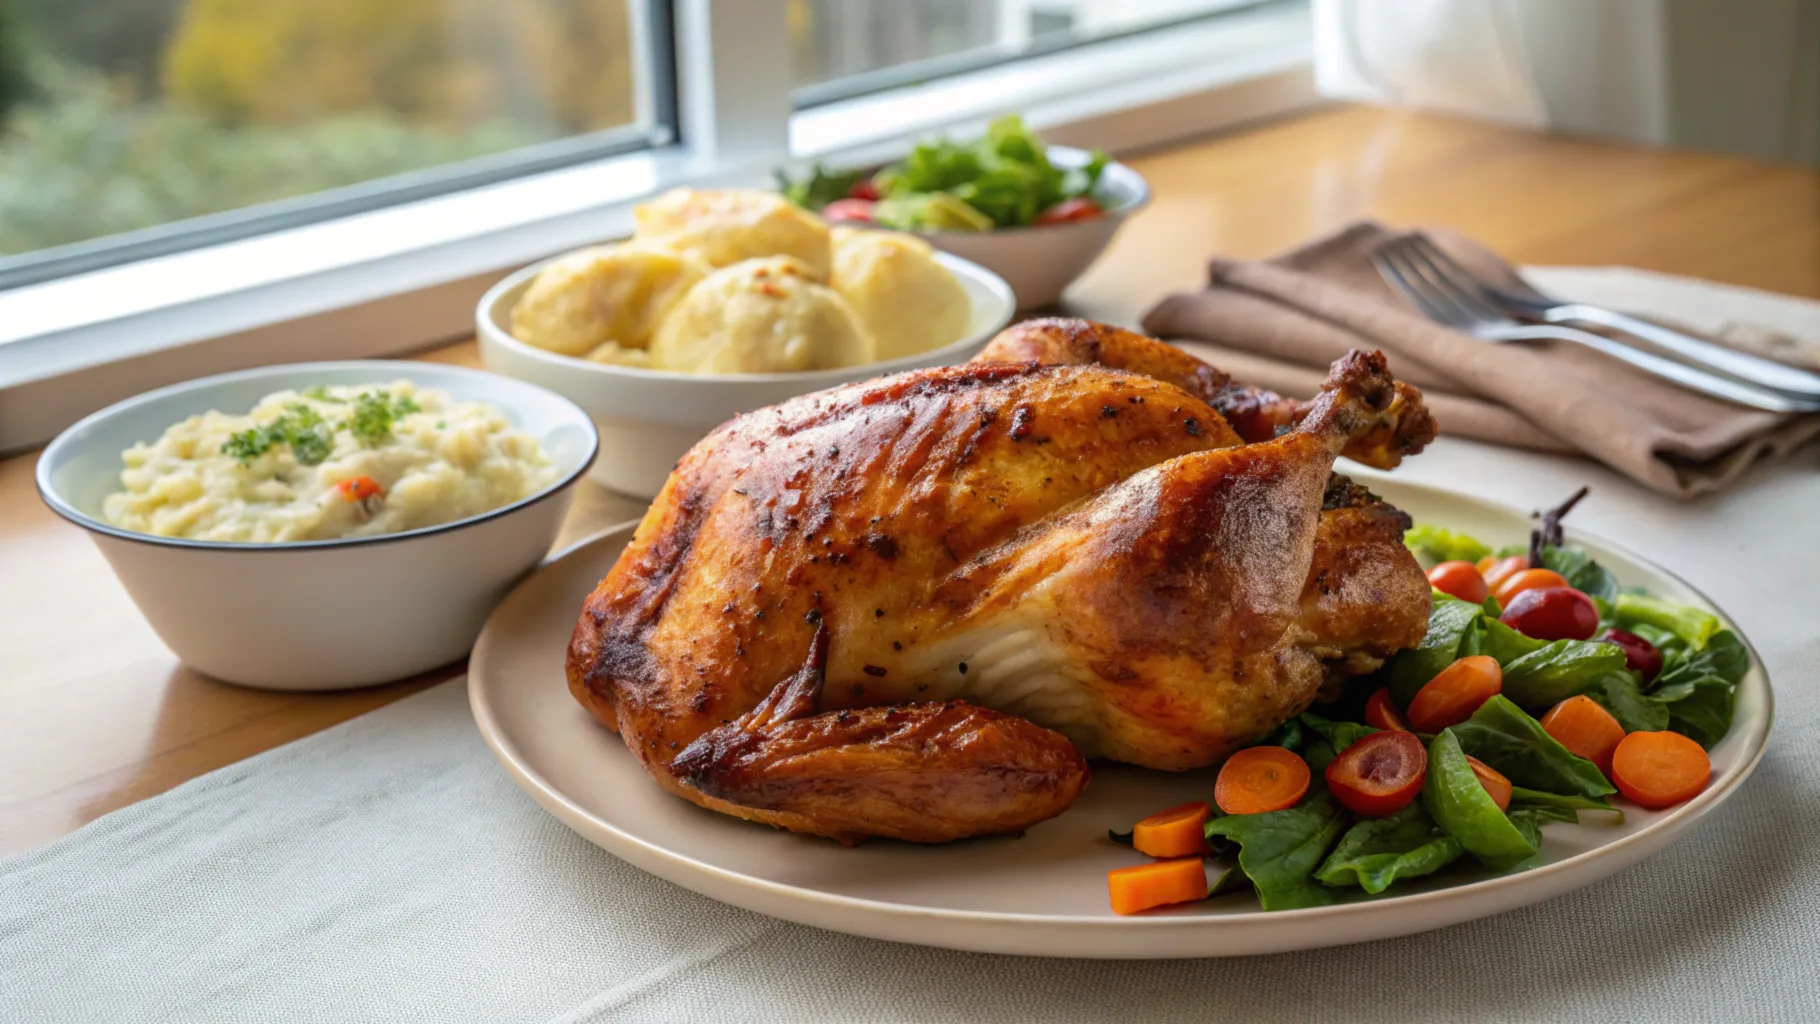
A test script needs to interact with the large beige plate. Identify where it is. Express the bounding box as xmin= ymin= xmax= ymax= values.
xmin=469 ymin=479 xmax=1772 ymax=958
